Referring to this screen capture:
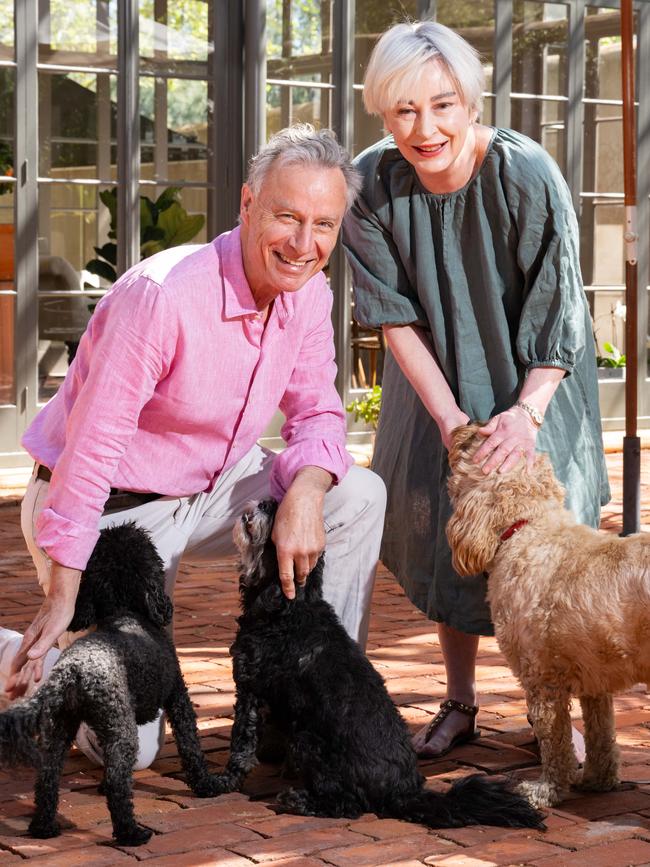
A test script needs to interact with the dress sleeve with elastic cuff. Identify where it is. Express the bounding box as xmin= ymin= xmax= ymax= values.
xmin=514 ymin=182 xmax=588 ymax=380
xmin=342 ymin=194 xmax=426 ymax=330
